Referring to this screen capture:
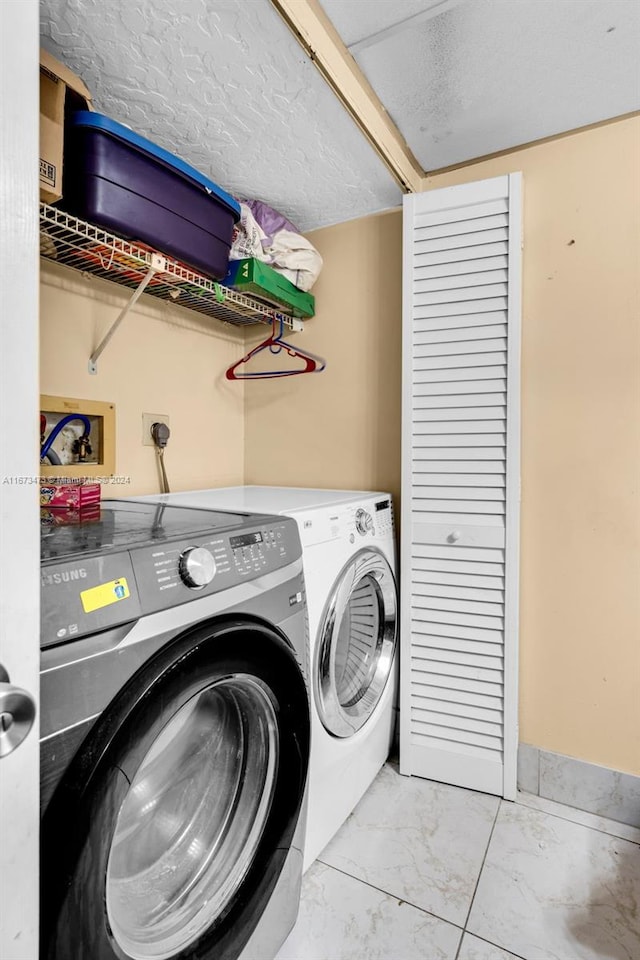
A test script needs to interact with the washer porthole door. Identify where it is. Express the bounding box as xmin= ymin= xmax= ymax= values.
xmin=315 ymin=548 xmax=397 ymax=738
xmin=106 ymin=675 xmax=278 ymax=960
